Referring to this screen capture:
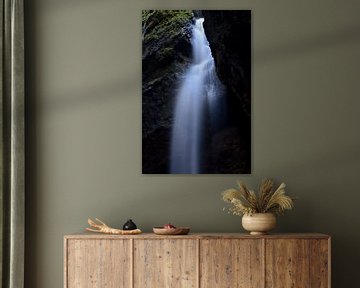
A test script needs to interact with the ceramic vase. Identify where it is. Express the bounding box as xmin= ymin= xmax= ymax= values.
xmin=242 ymin=213 xmax=276 ymax=235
